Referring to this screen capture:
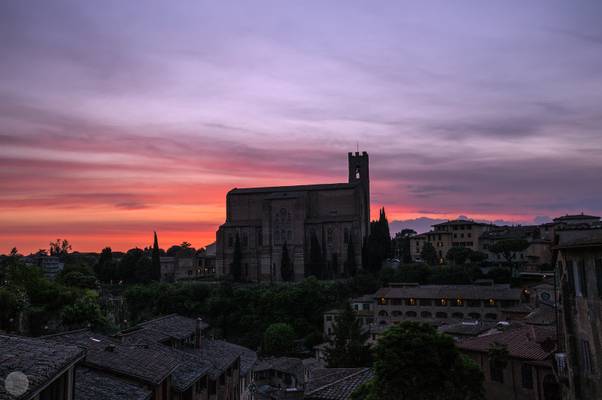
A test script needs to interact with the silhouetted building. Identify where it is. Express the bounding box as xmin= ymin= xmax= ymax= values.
xmin=216 ymin=152 xmax=370 ymax=281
